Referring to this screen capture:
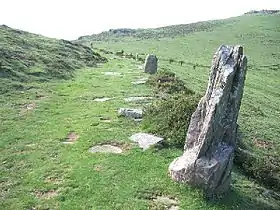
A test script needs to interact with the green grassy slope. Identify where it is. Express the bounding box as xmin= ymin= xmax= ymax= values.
xmin=1 ymin=56 xmax=279 ymax=209
xmin=0 ymin=25 xmax=107 ymax=94
xmin=76 ymin=19 xmax=235 ymax=43
xmin=83 ymin=13 xmax=280 ymax=189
